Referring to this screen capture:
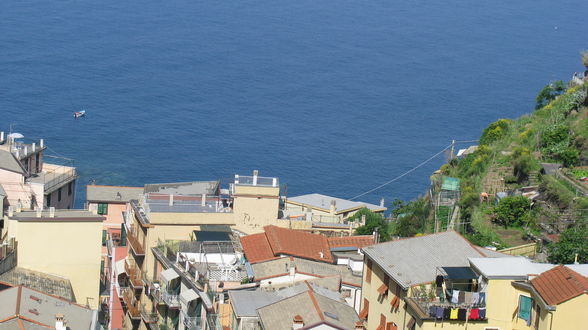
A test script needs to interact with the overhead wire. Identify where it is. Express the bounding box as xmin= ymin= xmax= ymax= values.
xmin=350 ymin=139 xmax=479 ymax=200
